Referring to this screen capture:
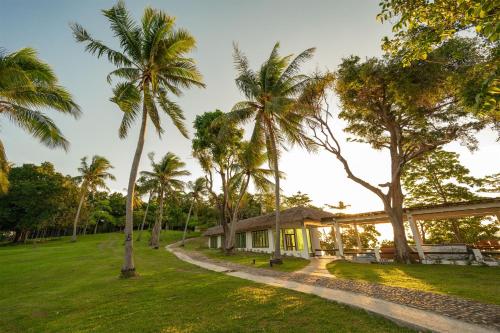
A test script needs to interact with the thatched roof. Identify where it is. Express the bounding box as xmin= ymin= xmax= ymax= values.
xmin=203 ymin=206 xmax=334 ymax=236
